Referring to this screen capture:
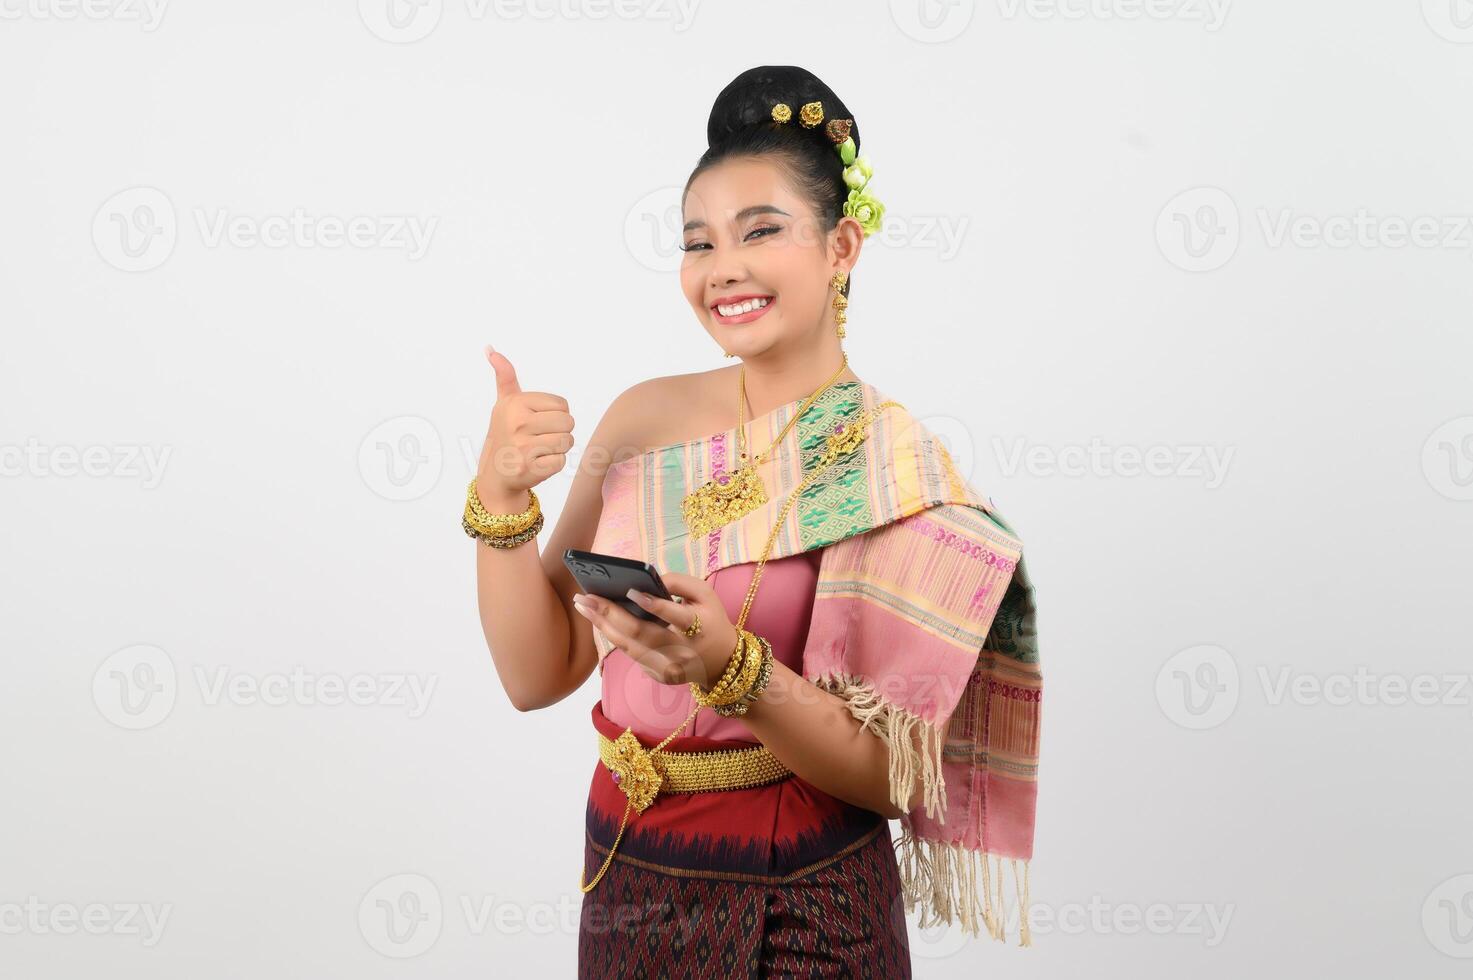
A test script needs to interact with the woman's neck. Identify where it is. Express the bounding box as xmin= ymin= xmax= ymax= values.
xmin=737 ymin=355 xmax=859 ymax=419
